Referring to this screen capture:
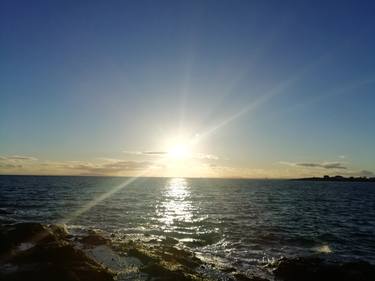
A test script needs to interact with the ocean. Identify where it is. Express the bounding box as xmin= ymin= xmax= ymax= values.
xmin=1 ymin=175 xmax=374 ymax=276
